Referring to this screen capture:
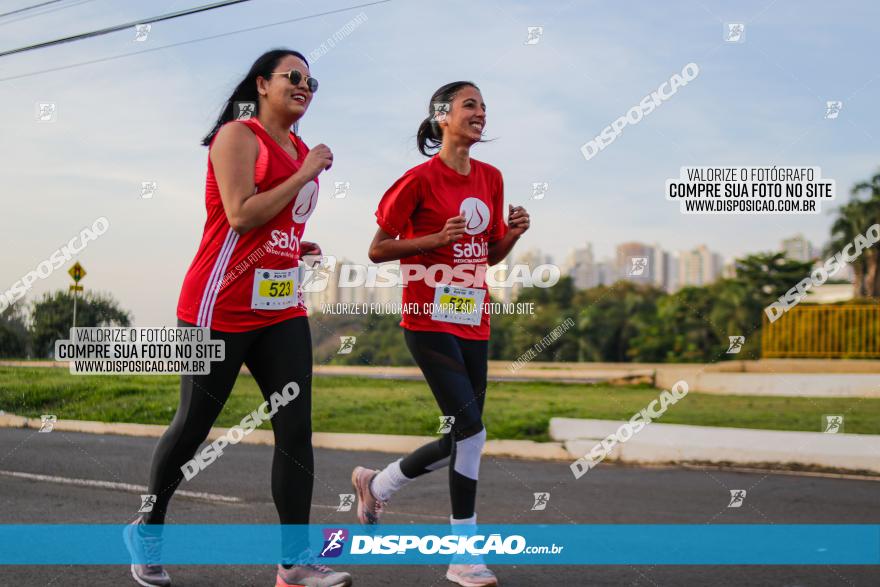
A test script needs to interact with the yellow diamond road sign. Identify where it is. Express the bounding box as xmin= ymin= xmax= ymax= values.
xmin=69 ymin=262 xmax=86 ymax=283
